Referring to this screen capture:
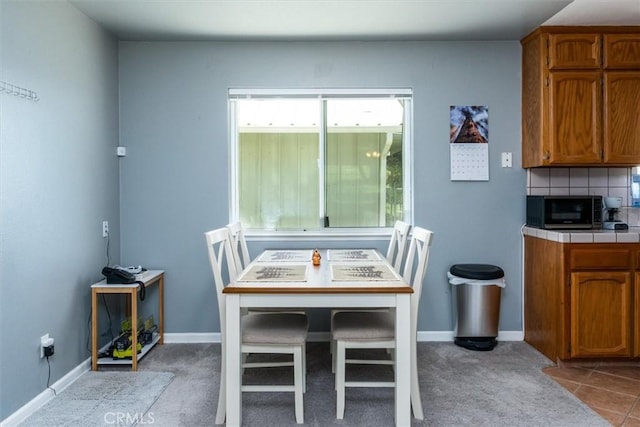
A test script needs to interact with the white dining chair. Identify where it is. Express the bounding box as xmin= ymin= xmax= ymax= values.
xmin=331 ymin=226 xmax=434 ymax=420
xmin=205 ymin=227 xmax=308 ymax=425
xmin=226 ymin=221 xmax=306 ymax=317
xmin=329 ymin=220 xmax=411 ymax=370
